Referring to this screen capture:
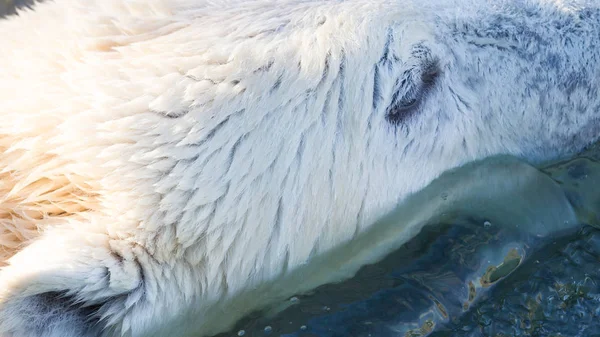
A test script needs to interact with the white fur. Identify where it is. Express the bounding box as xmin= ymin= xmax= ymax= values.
xmin=0 ymin=0 xmax=599 ymax=336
